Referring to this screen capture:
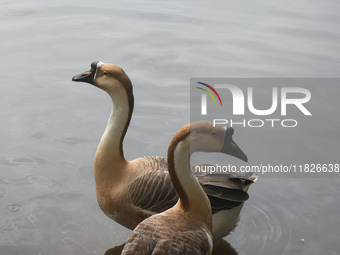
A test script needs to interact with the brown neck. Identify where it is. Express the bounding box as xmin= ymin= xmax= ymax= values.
xmin=167 ymin=126 xmax=212 ymax=230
